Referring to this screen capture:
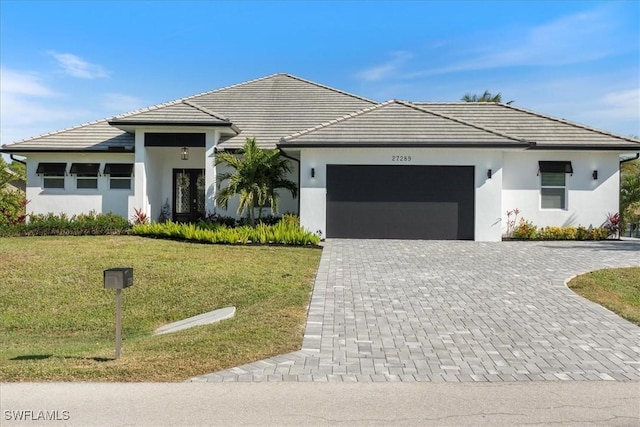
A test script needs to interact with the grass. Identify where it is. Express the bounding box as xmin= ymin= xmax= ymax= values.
xmin=0 ymin=236 xmax=321 ymax=381
xmin=568 ymin=267 xmax=640 ymax=326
